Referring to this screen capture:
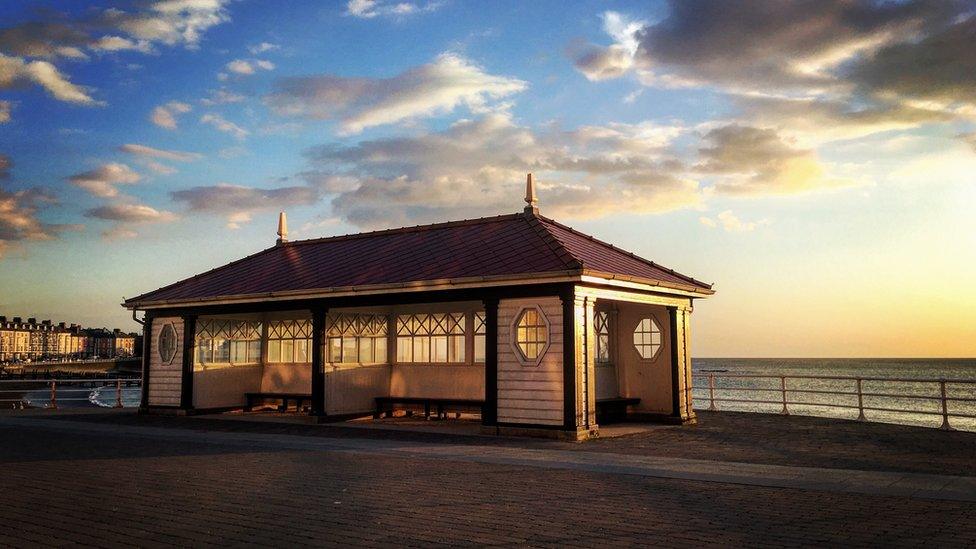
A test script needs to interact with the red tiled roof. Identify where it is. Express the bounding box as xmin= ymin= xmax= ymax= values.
xmin=125 ymin=211 xmax=712 ymax=307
